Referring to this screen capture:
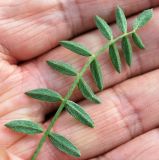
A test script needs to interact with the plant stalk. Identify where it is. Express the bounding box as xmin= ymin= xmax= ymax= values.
xmin=31 ymin=30 xmax=135 ymax=160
